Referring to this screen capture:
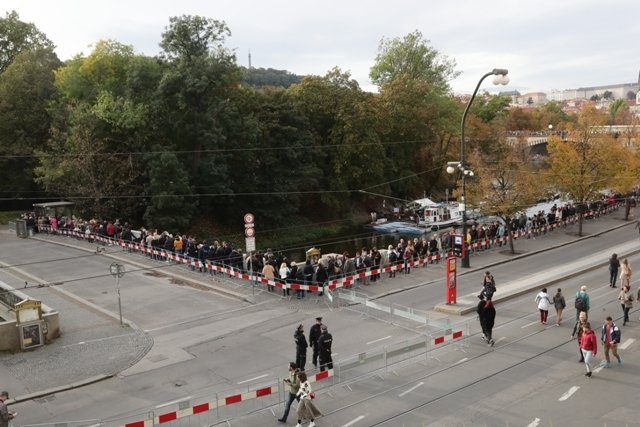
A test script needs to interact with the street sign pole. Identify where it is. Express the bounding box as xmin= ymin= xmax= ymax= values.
xmin=109 ymin=262 xmax=125 ymax=326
